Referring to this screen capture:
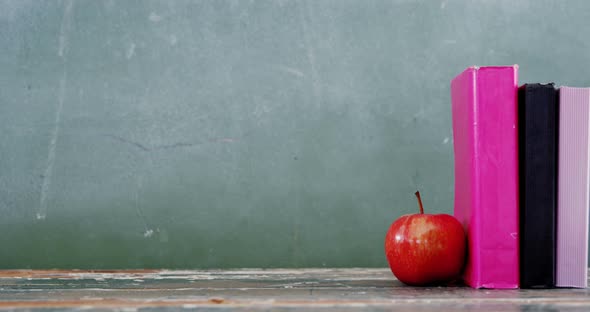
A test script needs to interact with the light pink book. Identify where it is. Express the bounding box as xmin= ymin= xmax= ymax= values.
xmin=451 ymin=66 xmax=519 ymax=289
xmin=556 ymin=87 xmax=590 ymax=288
